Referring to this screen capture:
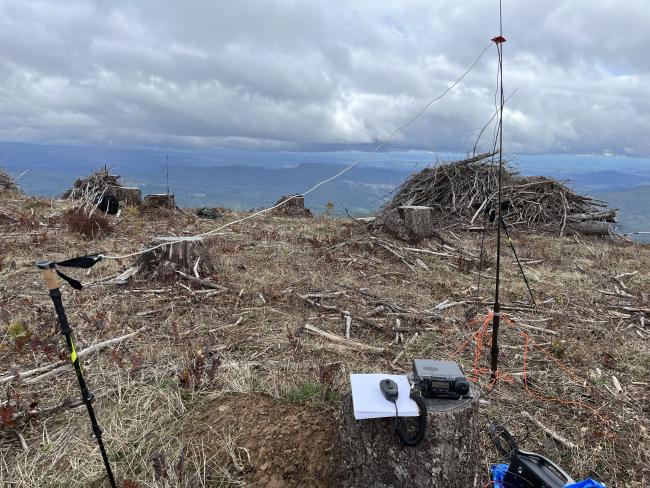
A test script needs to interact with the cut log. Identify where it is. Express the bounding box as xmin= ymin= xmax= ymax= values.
xmin=567 ymin=209 xmax=618 ymax=222
xmin=142 ymin=193 xmax=176 ymax=209
xmin=373 ymin=206 xmax=440 ymax=243
xmin=334 ymin=390 xmax=480 ymax=487
xmin=565 ymin=220 xmax=614 ymax=236
xmin=272 ymin=194 xmax=311 ymax=217
xmin=111 ymin=186 xmax=142 ymax=206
